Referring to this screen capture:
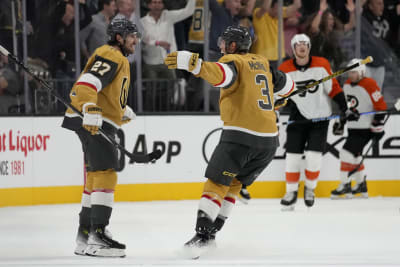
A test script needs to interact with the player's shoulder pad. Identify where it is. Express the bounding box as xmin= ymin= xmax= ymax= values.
xmin=278 ymin=58 xmax=296 ymax=73
xmin=219 ymin=53 xmax=239 ymax=64
xmin=310 ymin=56 xmax=332 ymax=73
xmin=358 ymin=77 xmax=379 ymax=90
